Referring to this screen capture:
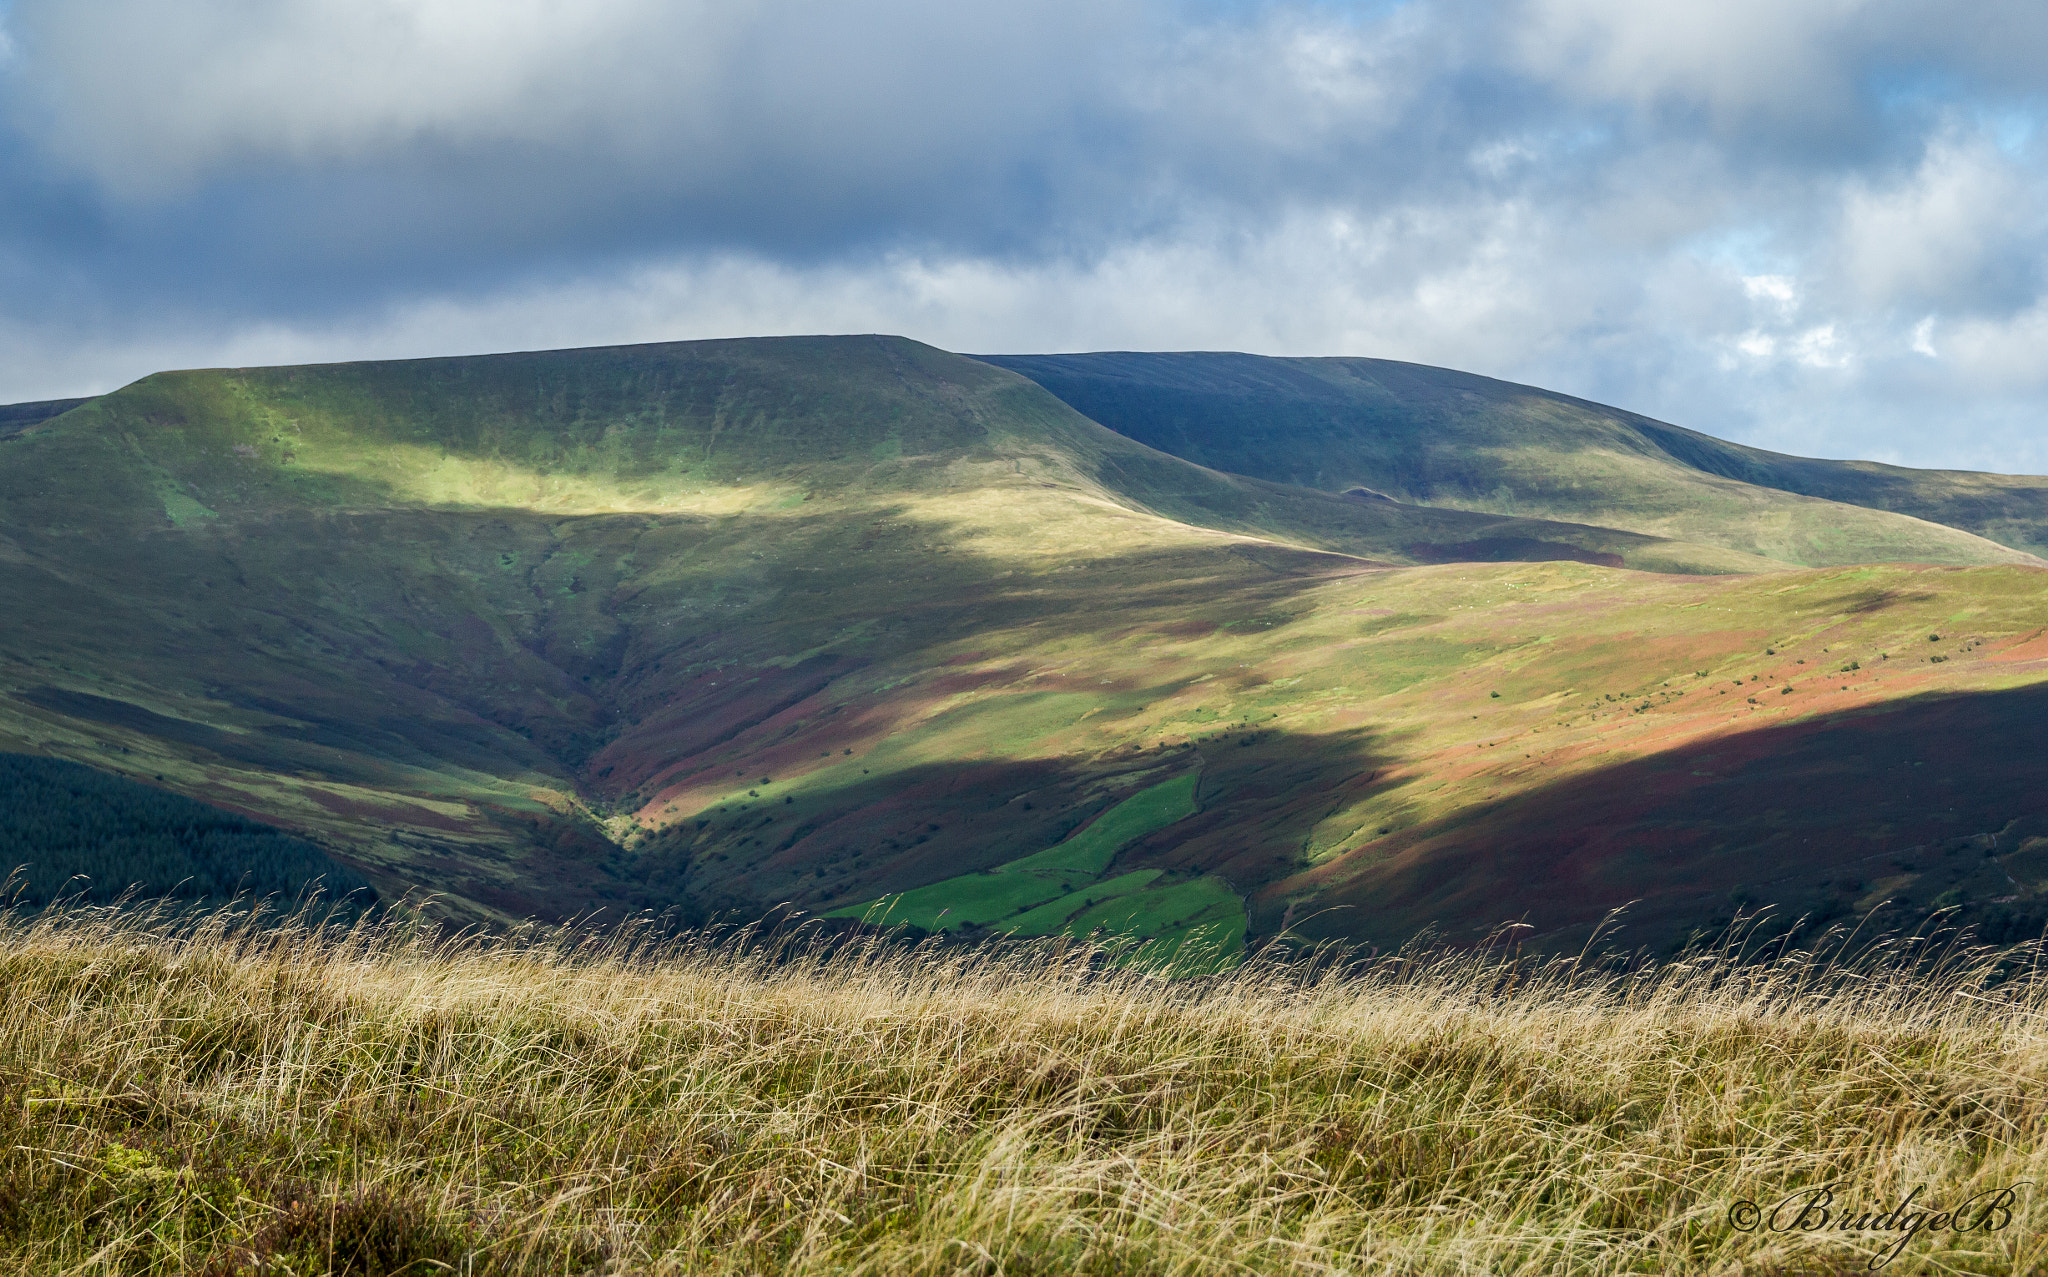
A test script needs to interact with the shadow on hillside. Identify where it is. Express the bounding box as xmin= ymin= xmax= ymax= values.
xmin=1292 ymin=681 xmax=2048 ymax=956
xmin=10 ymin=494 xmax=1371 ymax=781
xmin=1 ymin=484 xmax=1411 ymax=932
xmin=26 ymin=470 xmax=2047 ymax=954
xmin=596 ymin=722 xmax=1401 ymax=935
